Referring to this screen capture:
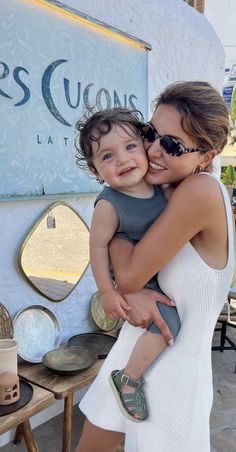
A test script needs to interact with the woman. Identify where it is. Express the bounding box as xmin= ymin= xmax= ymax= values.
xmin=77 ymin=81 xmax=234 ymax=452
